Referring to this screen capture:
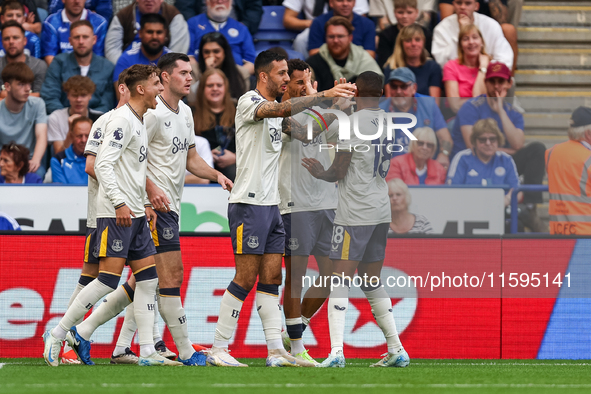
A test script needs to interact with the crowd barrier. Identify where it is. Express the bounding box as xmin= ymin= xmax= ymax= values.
xmin=1 ymin=234 xmax=591 ymax=359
